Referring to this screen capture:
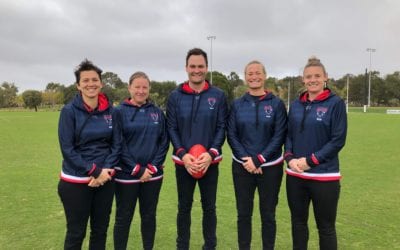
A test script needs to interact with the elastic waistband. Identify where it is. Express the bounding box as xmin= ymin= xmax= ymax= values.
xmin=114 ymin=175 xmax=163 ymax=184
xmin=285 ymin=168 xmax=341 ymax=181
xmin=60 ymin=171 xmax=91 ymax=184
xmin=232 ymin=155 xmax=284 ymax=167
